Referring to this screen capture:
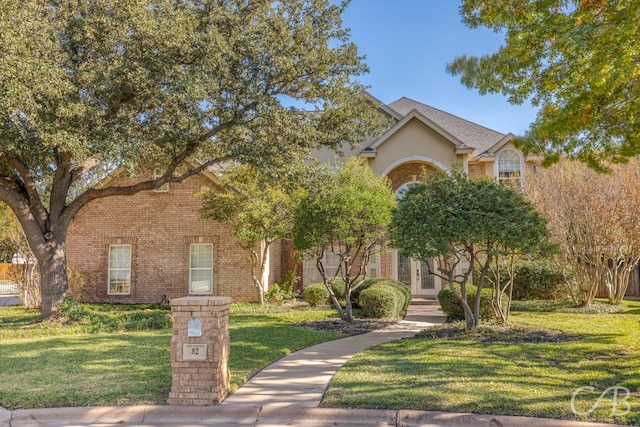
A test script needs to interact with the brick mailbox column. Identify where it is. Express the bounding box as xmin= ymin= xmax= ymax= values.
xmin=168 ymin=296 xmax=232 ymax=405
